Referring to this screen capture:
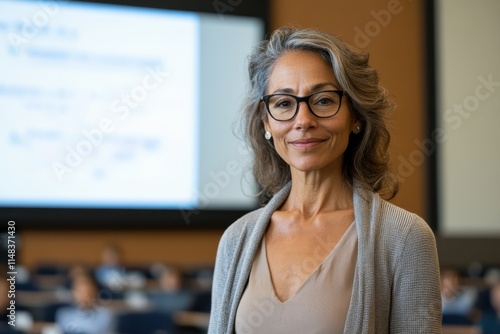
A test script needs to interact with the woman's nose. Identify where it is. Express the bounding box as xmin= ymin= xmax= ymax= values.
xmin=293 ymin=101 xmax=317 ymax=130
